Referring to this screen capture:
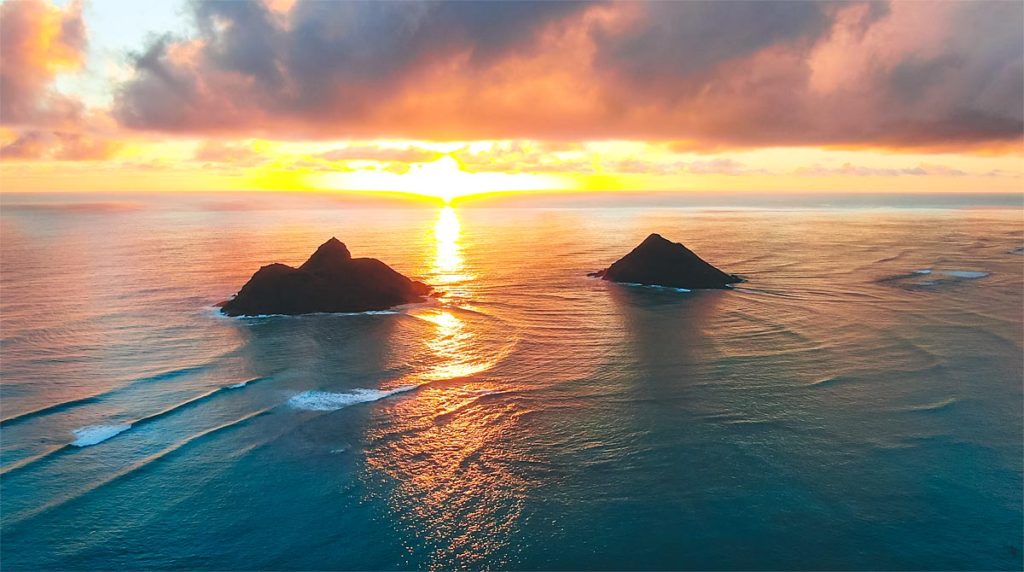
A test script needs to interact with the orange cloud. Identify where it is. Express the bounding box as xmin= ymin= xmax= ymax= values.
xmin=193 ymin=141 xmax=263 ymax=165
xmin=1 ymin=130 xmax=121 ymax=161
xmin=109 ymin=1 xmax=1021 ymax=153
xmin=0 ymin=0 xmax=86 ymax=127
